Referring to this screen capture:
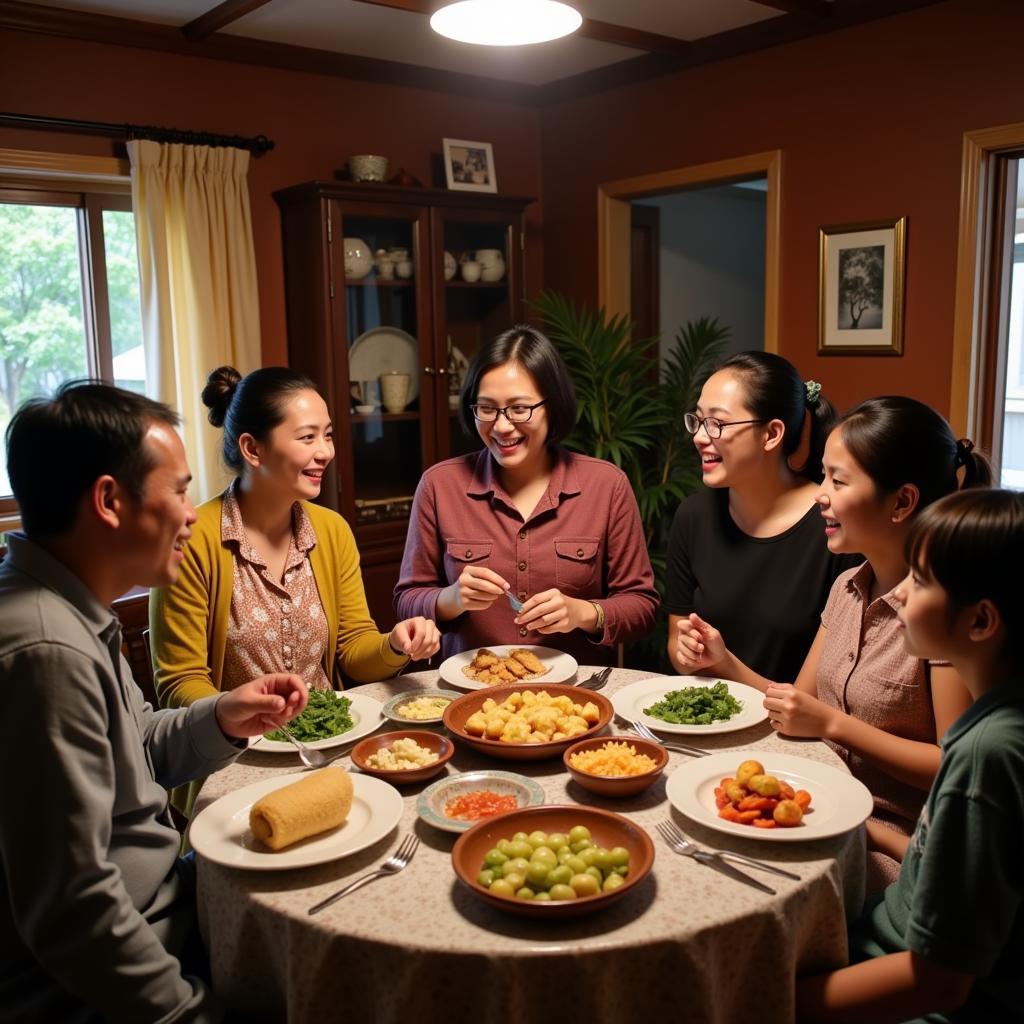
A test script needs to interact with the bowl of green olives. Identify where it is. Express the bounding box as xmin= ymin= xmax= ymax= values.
xmin=451 ymin=805 xmax=655 ymax=918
